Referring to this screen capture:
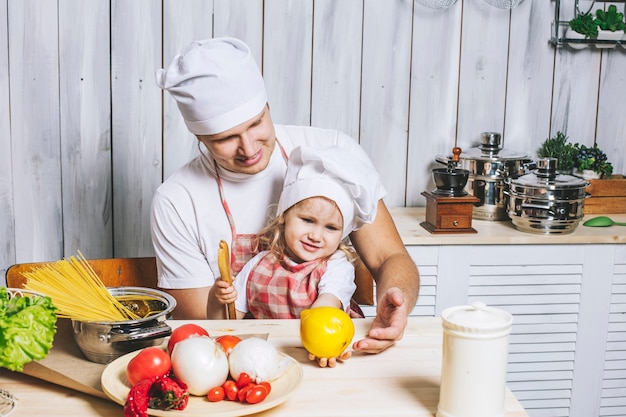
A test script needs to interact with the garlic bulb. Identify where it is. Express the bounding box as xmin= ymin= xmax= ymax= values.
xmin=170 ymin=336 xmax=229 ymax=396
xmin=228 ymin=337 xmax=281 ymax=383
